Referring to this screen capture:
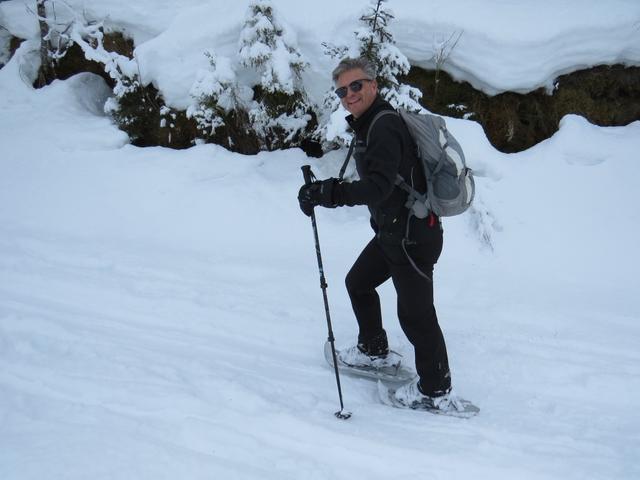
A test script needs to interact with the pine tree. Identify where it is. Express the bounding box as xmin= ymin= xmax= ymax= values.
xmin=313 ymin=42 xmax=352 ymax=149
xmin=356 ymin=0 xmax=423 ymax=112
xmin=317 ymin=0 xmax=424 ymax=151
xmin=356 ymin=0 xmax=393 ymax=67
xmin=188 ymin=52 xmax=242 ymax=137
xmin=187 ymin=51 xmax=260 ymax=153
xmin=238 ymin=0 xmax=315 ymax=150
